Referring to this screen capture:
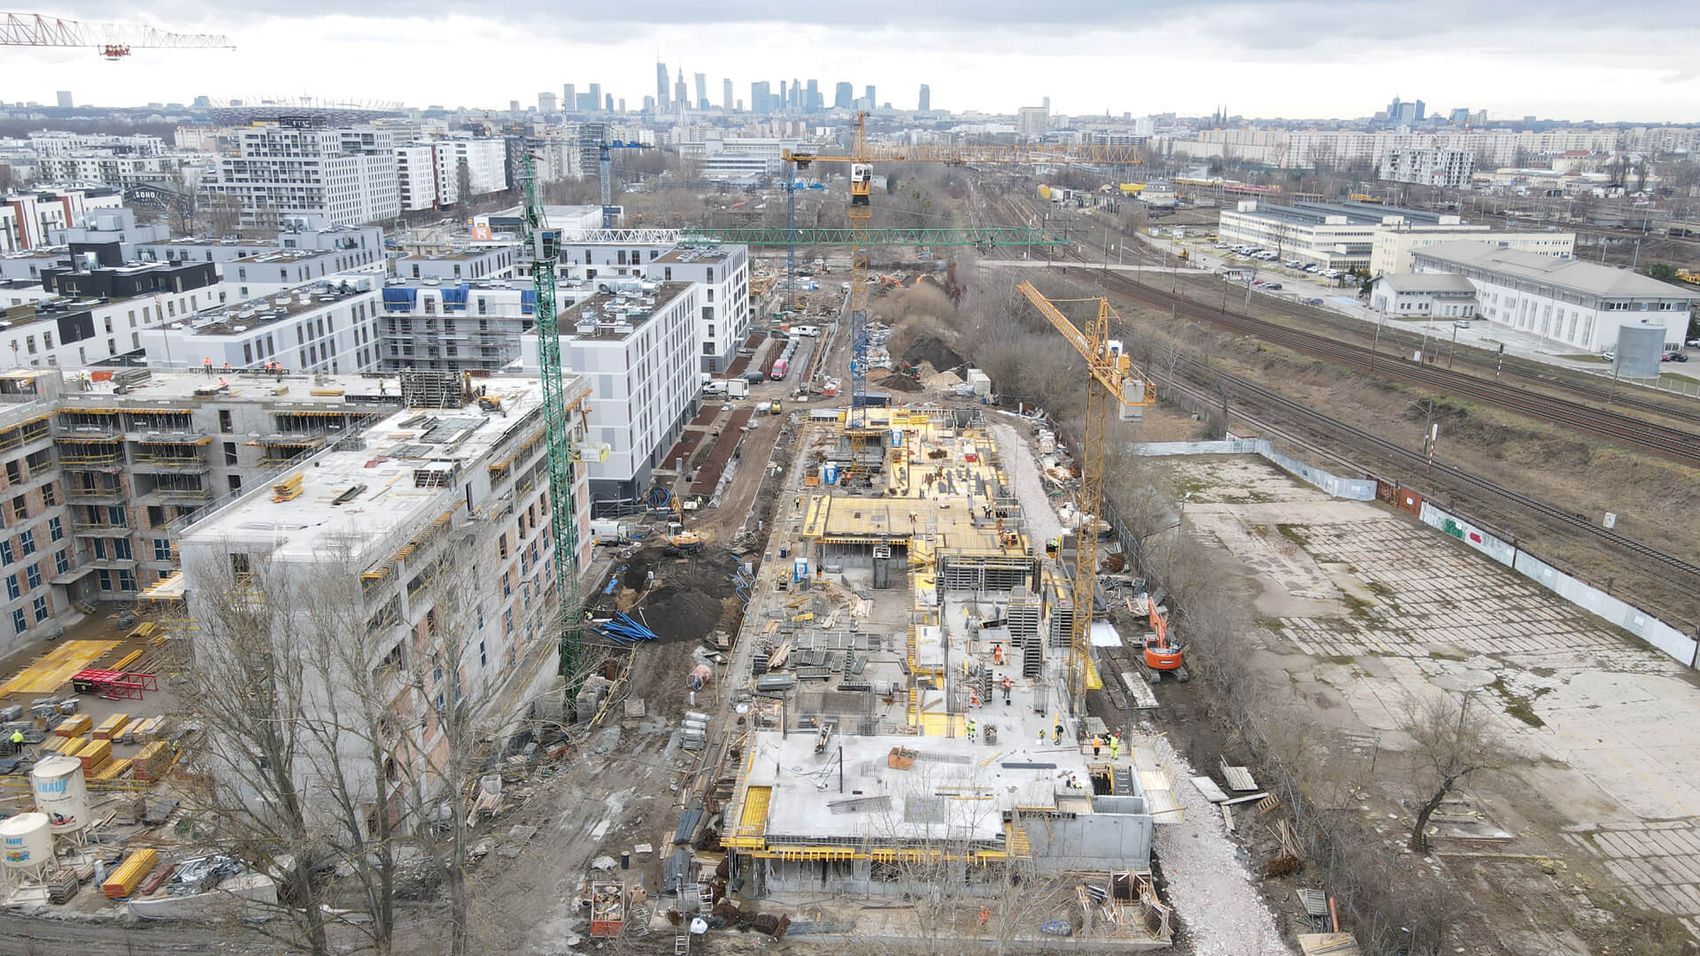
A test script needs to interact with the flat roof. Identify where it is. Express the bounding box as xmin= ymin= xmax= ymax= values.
xmin=1414 ymin=242 xmax=1700 ymax=299
xmin=655 ymin=245 xmax=734 ymax=263
xmin=1231 ymin=199 xmax=1452 ymax=228
xmin=66 ymin=369 xmax=398 ymax=405
xmin=176 ymin=284 xmax=376 ymax=337
xmin=179 ymin=375 xmax=576 ymax=562
xmin=230 ymin=249 xmax=341 ymax=265
xmin=397 ymin=247 xmax=510 ymax=261
xmin=564 ymin=282 xmax=692 ymax=341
